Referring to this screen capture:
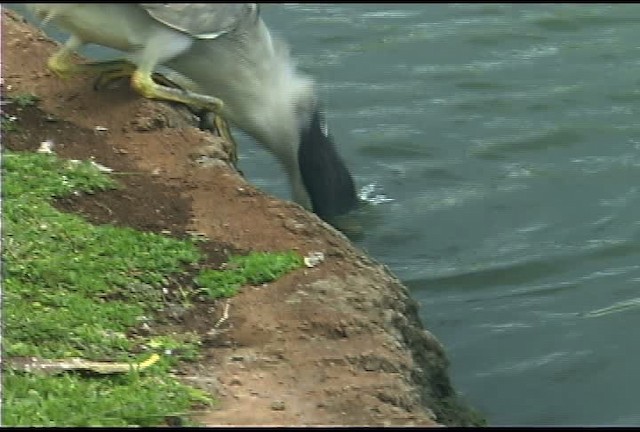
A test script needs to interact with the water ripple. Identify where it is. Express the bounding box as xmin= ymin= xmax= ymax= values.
xmin=470 ymin=127 xmax=583 ymax=159
xmin=476 ymin=351 xmax=575 ymax=378
xmin=583 ymin=298 xmax=640 ymax=318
